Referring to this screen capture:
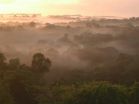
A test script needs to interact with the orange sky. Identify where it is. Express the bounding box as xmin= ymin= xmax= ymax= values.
xmin=0 ymin=0 xmax=139 ymax=17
